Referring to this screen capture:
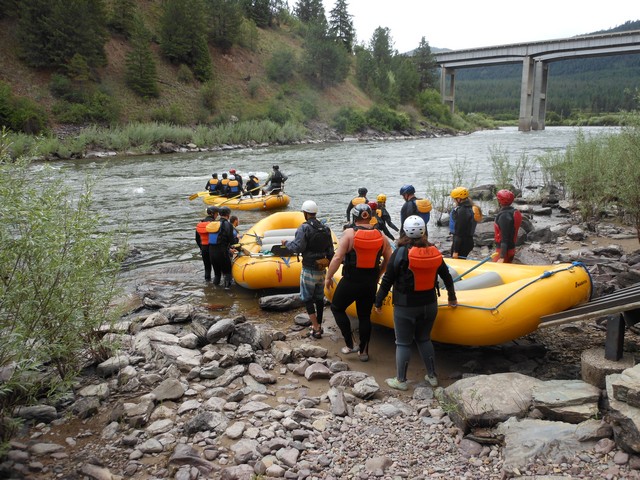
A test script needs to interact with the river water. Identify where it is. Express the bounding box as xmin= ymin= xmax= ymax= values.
xmin=50 ymin=126 xmax=614 ymax=312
